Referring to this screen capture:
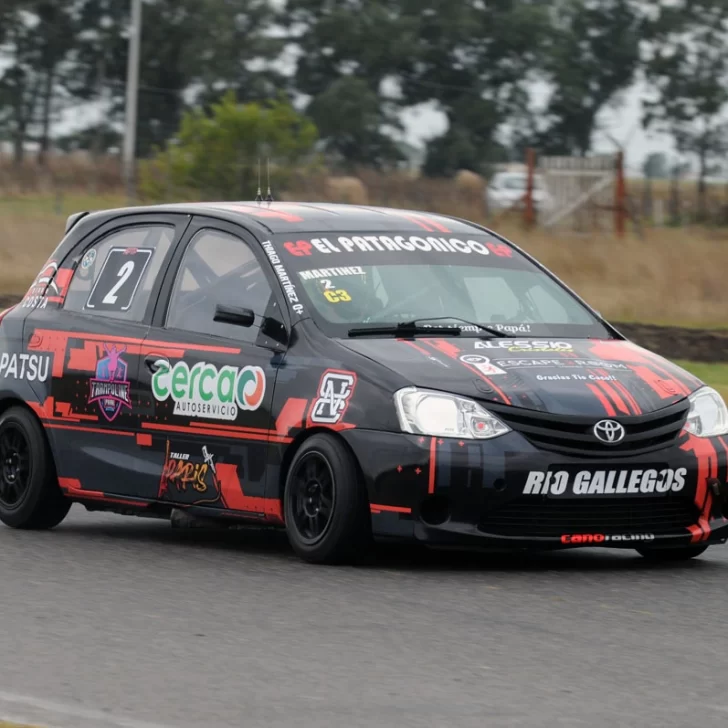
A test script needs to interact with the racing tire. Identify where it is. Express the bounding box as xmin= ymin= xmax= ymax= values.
xmin=283 ymin=433 xmax=372 ymax=565
xmin=0 ymin=406 xmax=71 ymax=530
xmin=636 ymin=544 xmax=709 ymax=562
